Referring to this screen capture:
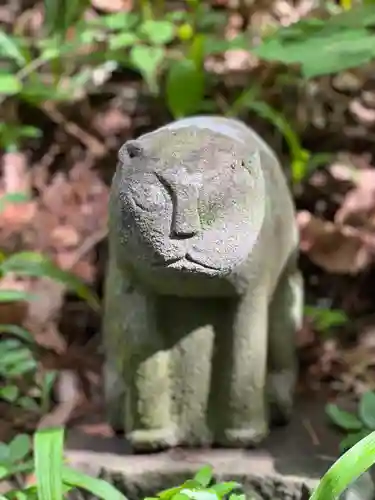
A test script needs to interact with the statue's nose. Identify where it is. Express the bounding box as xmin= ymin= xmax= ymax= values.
xmin=171 ymin=193 xmax=201 ymax=239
